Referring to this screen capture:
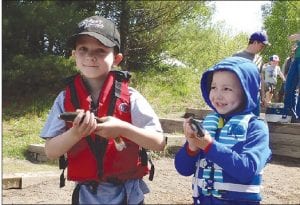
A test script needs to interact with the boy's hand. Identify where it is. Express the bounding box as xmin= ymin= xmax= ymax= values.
xmin=95 ymin=116 xmax=127 ymax=151
xmin=95 ymin=116 xmax=126 ymax=139
xmin=183 ymin=118 xmax=213 ymax=151
xmin=70 ymin=110 xmax=97 ymax=139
